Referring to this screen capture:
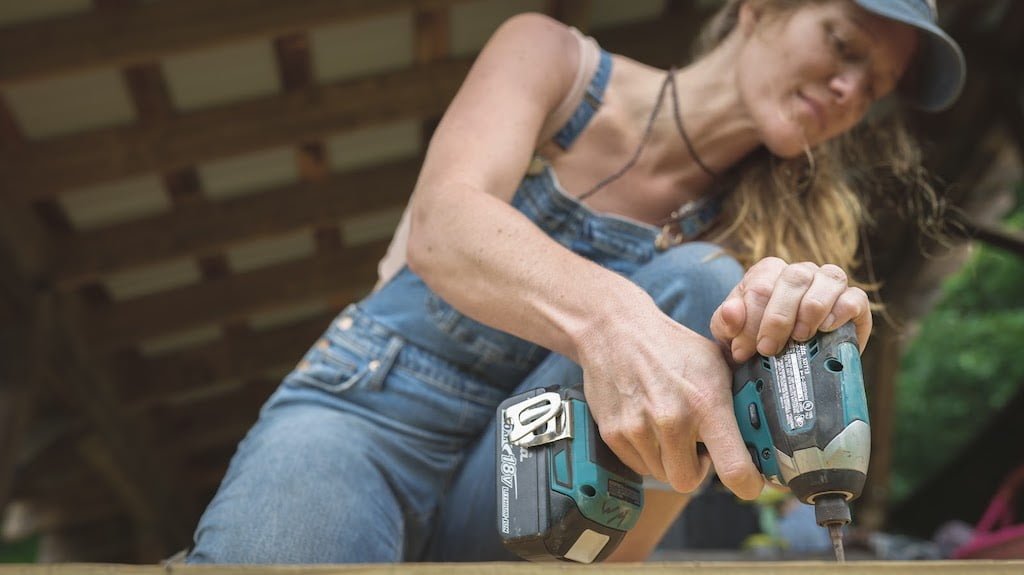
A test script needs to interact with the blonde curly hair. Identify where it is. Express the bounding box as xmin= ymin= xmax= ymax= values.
xmin=696 ymin=0 xmax=944 ymax=282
